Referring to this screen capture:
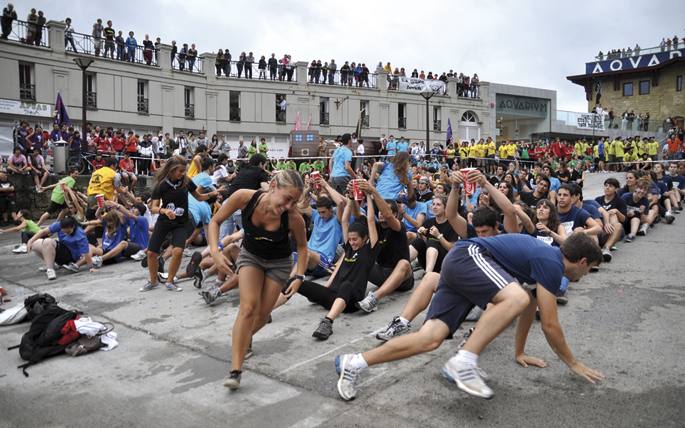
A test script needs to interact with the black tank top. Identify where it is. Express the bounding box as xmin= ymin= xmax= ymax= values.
xmin=242 ymin=190 xmax=291 ymax=259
